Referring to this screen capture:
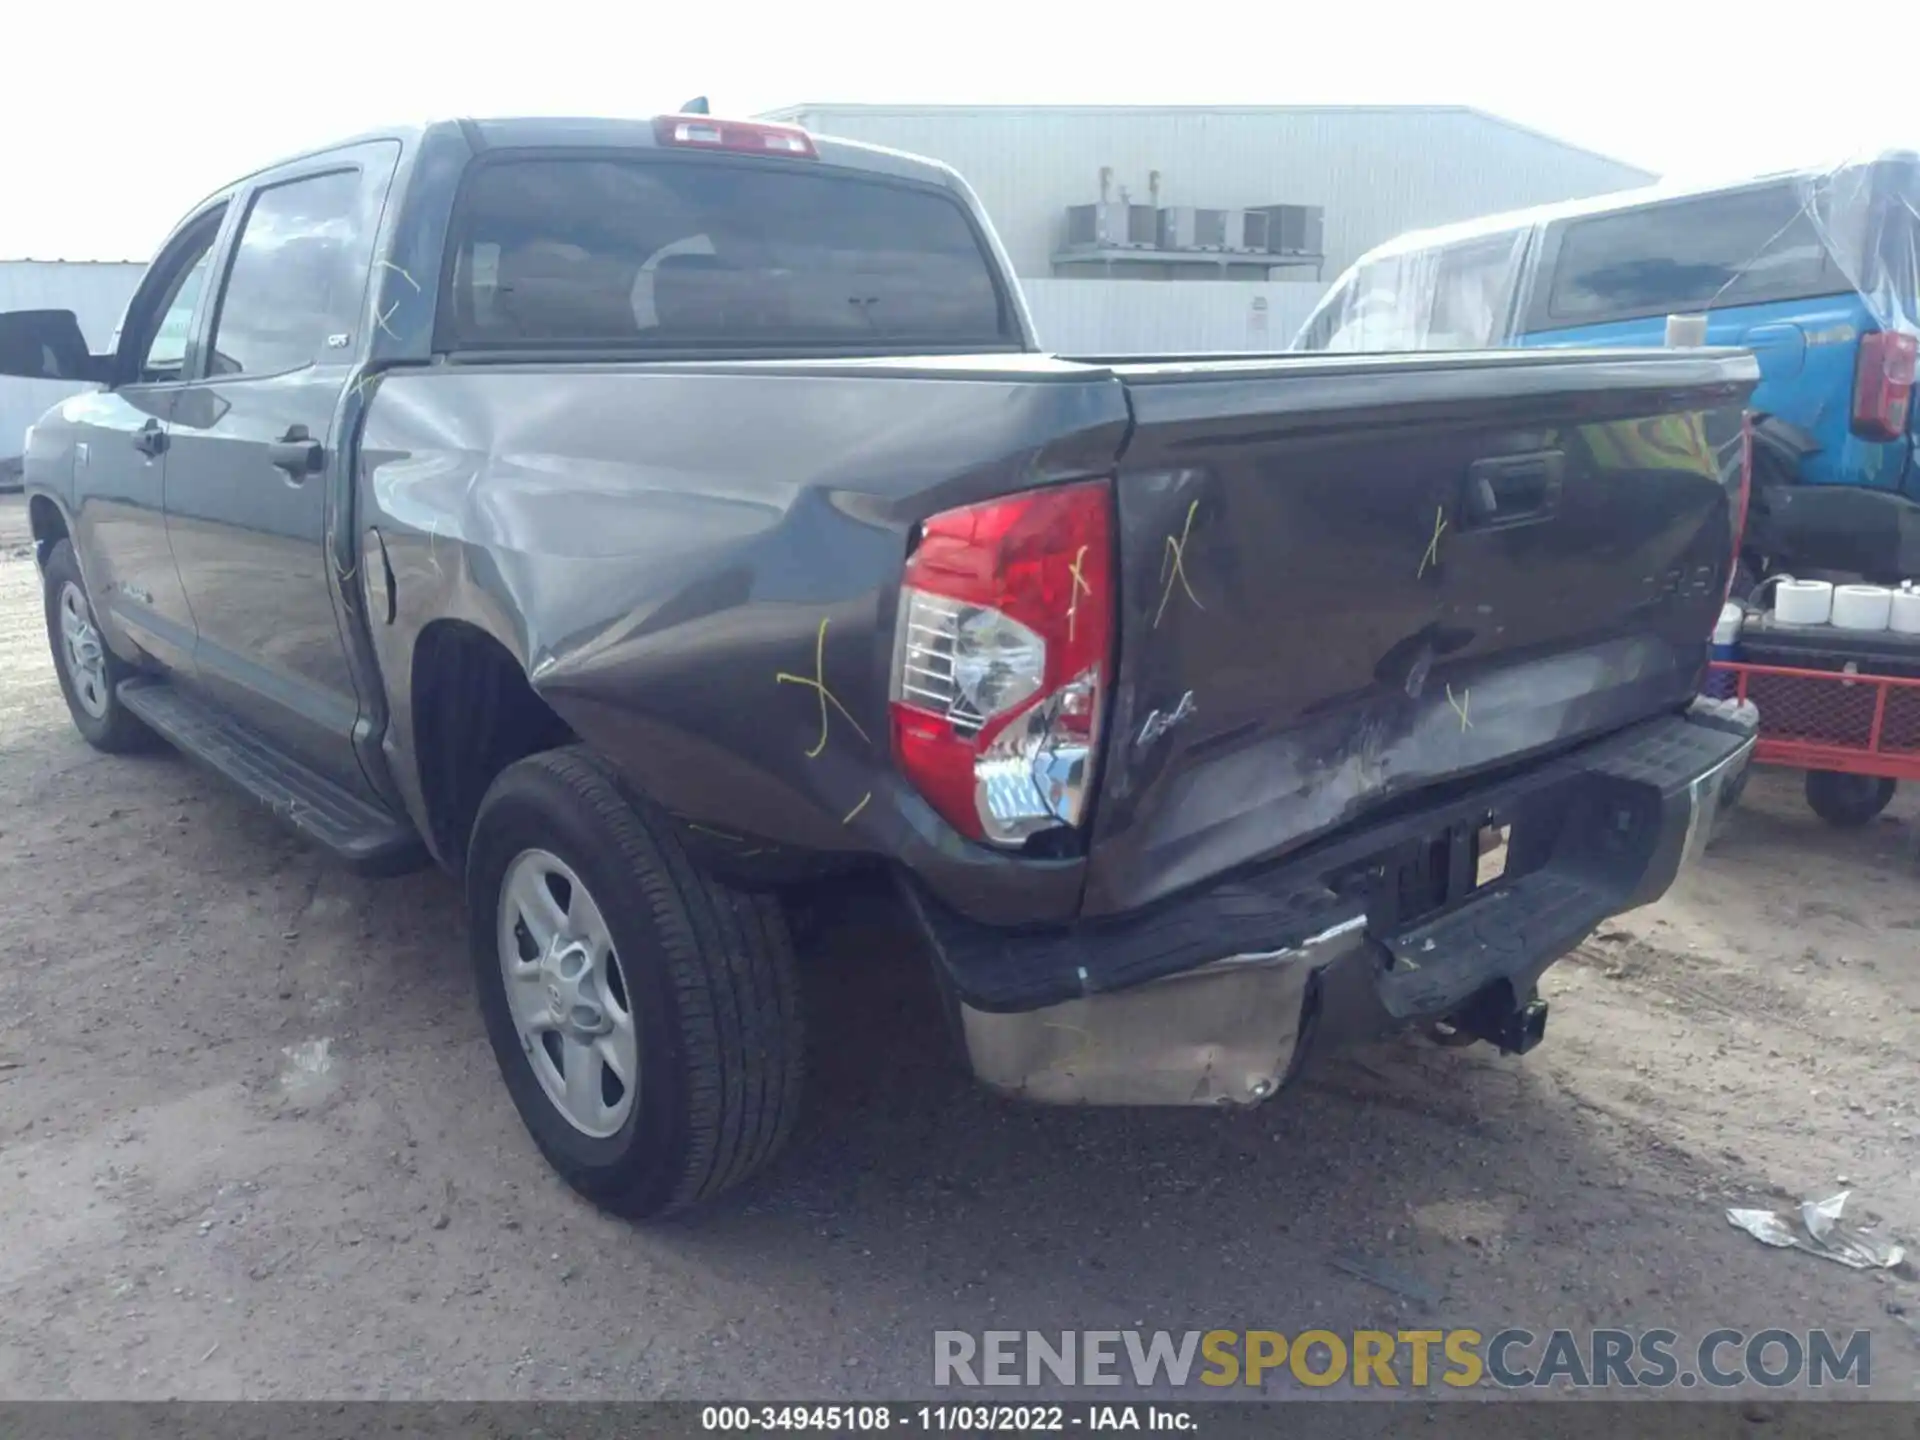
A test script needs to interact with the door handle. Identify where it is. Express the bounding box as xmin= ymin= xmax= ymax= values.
xmin=1462 ymin=451 xmax=1564 ymax=529
xmin=131 ymin=420 xmax=167 ymax=458
xmin=268 ymin=425 xmax=323 ymax=480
